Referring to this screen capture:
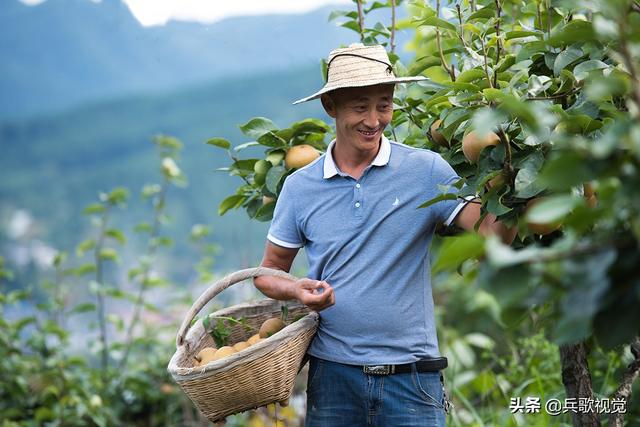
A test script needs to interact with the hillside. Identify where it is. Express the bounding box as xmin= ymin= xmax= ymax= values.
xmin=0 ymin=64 xmax=330 ymax=278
